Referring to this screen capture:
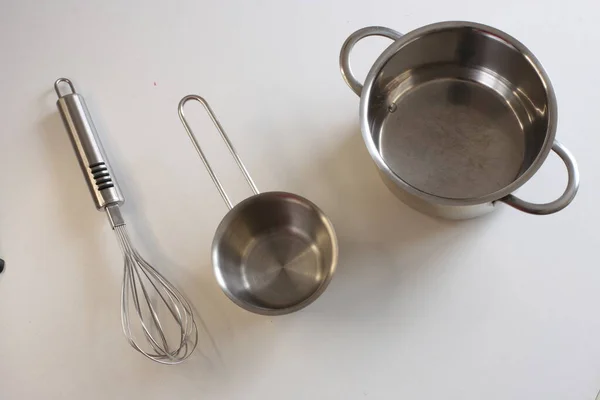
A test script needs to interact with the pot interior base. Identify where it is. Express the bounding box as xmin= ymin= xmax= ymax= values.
xmin=375 ymin=67 xmax=527 ymax=200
